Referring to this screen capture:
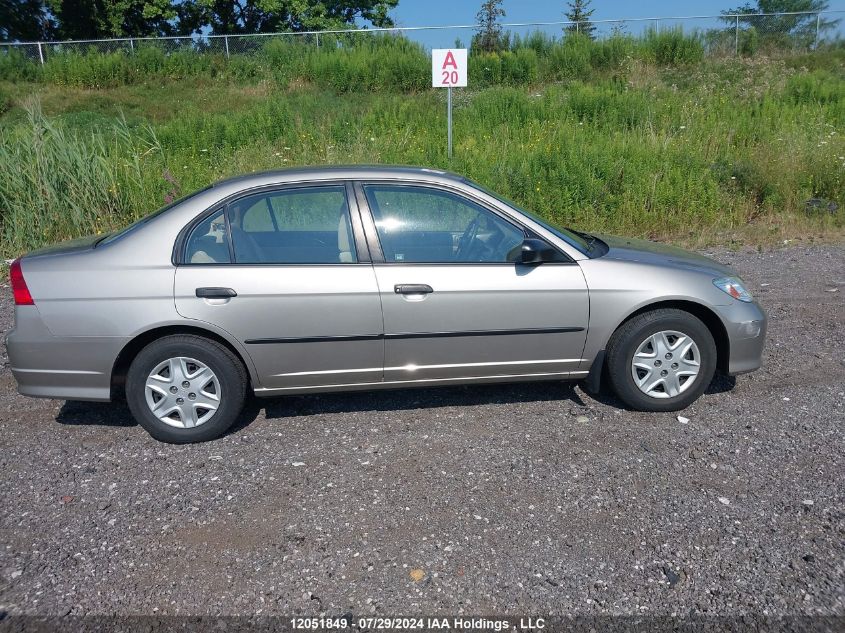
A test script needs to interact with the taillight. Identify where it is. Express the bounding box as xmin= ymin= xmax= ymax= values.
xmin=9 ymin=259 xmax=34 ymax=305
